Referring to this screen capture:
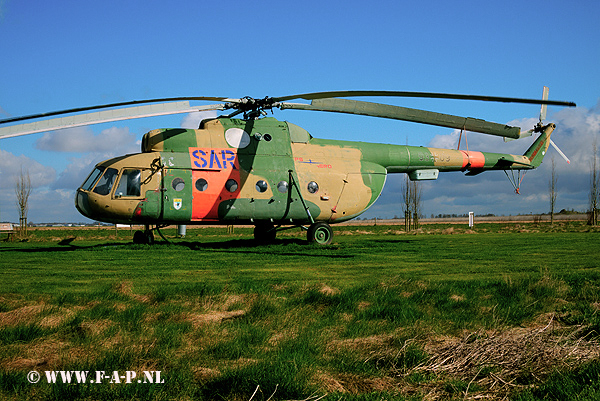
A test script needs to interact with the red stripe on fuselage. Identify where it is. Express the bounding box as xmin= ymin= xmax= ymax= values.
xmin=189 ymin=148 xmax=240 ymax=220
xmin=460 ymin=150 xmax=485 ymax=169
